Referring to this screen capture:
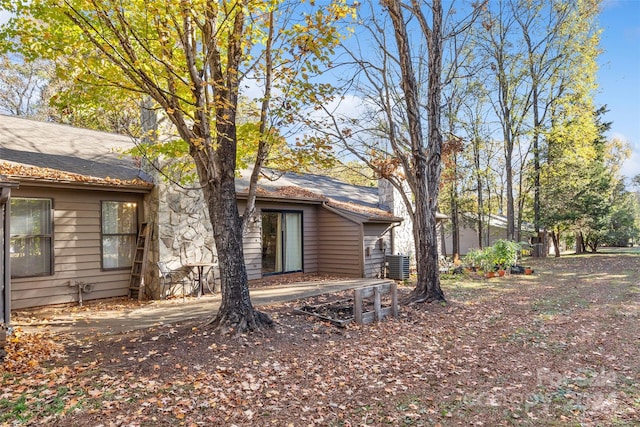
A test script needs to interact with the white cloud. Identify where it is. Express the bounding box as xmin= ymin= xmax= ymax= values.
xmin=621 ymin=148 xmax=640 ymax=181
xmin=610 ymin=132 xmax=640 ymax=181
xmin=0 ymin=10 xmax=11 ymax=25
xmin=239 ymin=76 xmax=265 ymax=101
xmin=311 ymin=94 xmax=369 ymax=120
